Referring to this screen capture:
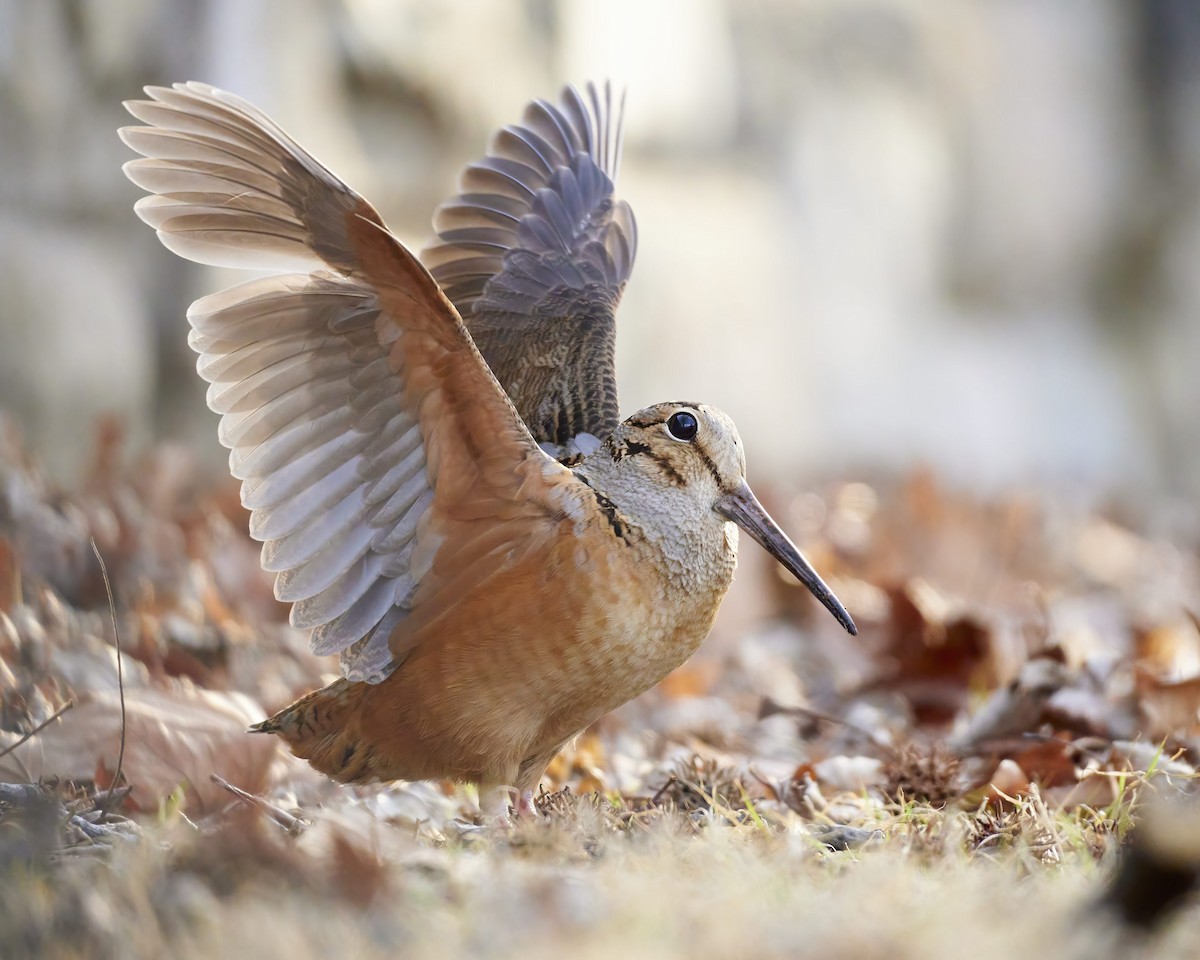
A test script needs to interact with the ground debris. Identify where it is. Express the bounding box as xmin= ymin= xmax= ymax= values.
xmin=2 ymin=426 xmax=1200 ymax=956
xmin=882 ymin=739 xmax=964 ymax=805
